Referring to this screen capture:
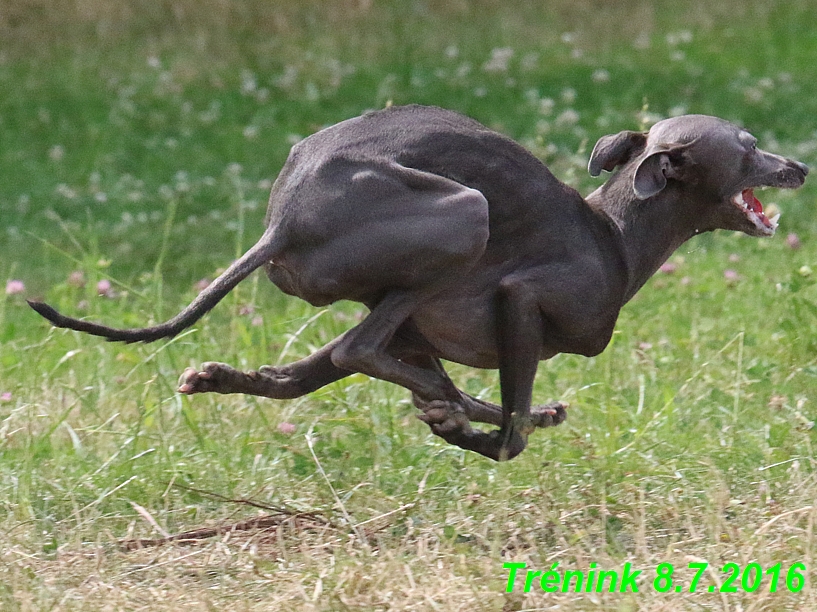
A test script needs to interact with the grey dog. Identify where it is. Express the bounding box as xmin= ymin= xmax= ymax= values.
xmin=29 ymin=105 xmax=808 ymax=461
